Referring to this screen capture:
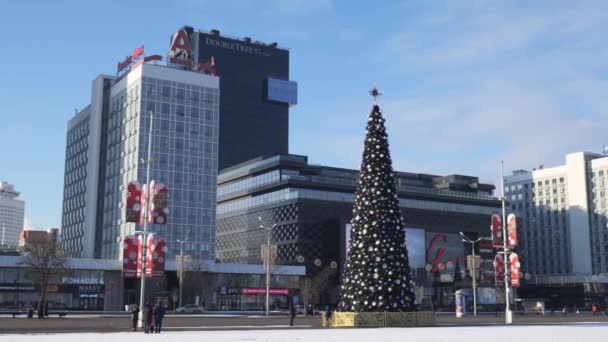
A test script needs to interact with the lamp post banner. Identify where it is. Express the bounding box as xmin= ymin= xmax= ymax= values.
xmin=122 ymin=235 xmax=140 ymax=278
xmin=125 ymin=181 xmax=143 ymax=223
xmin=491 ymin=214 xmax=502 ymax=248
xmin=494 ymin=254 xmax=505 ymax=287
xmin=507 ymin=213 xmax=518 ymax=247
xmin=510 ymin=253 xmax=520 ymax=287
